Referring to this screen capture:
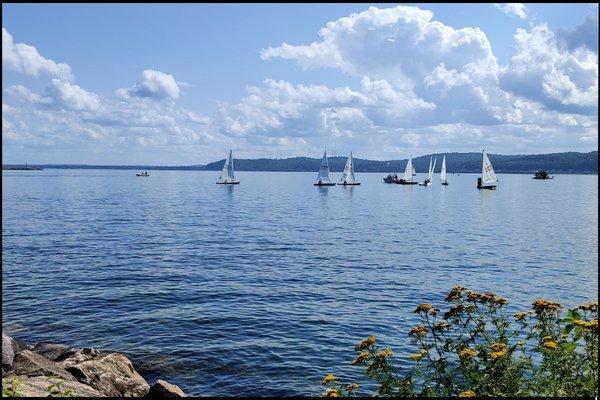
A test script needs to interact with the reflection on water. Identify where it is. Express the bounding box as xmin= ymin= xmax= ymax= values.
xmin=2 ymin=170 xmax=598 ymax=396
